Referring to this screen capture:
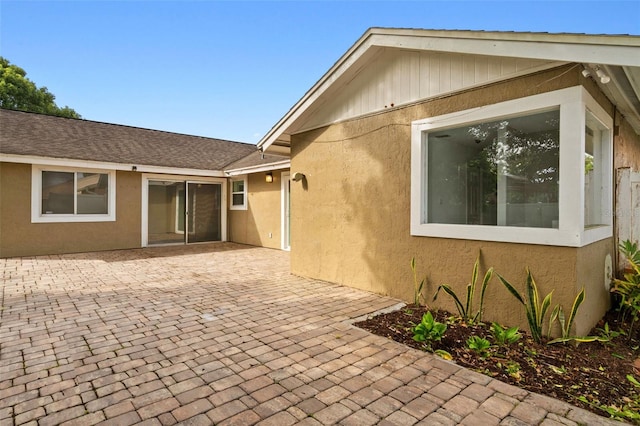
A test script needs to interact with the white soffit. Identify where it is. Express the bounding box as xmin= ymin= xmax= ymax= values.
xmin=257 ymin=28 xmax=640 ymax=152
